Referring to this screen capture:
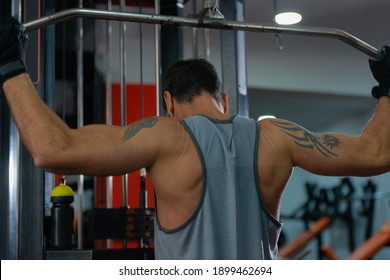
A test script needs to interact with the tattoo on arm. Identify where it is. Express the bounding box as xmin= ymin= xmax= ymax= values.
xmin=122 ymin=117 xmax=158 ymax=142
xmin=269 ymin=120 xmax=342 ymax=157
